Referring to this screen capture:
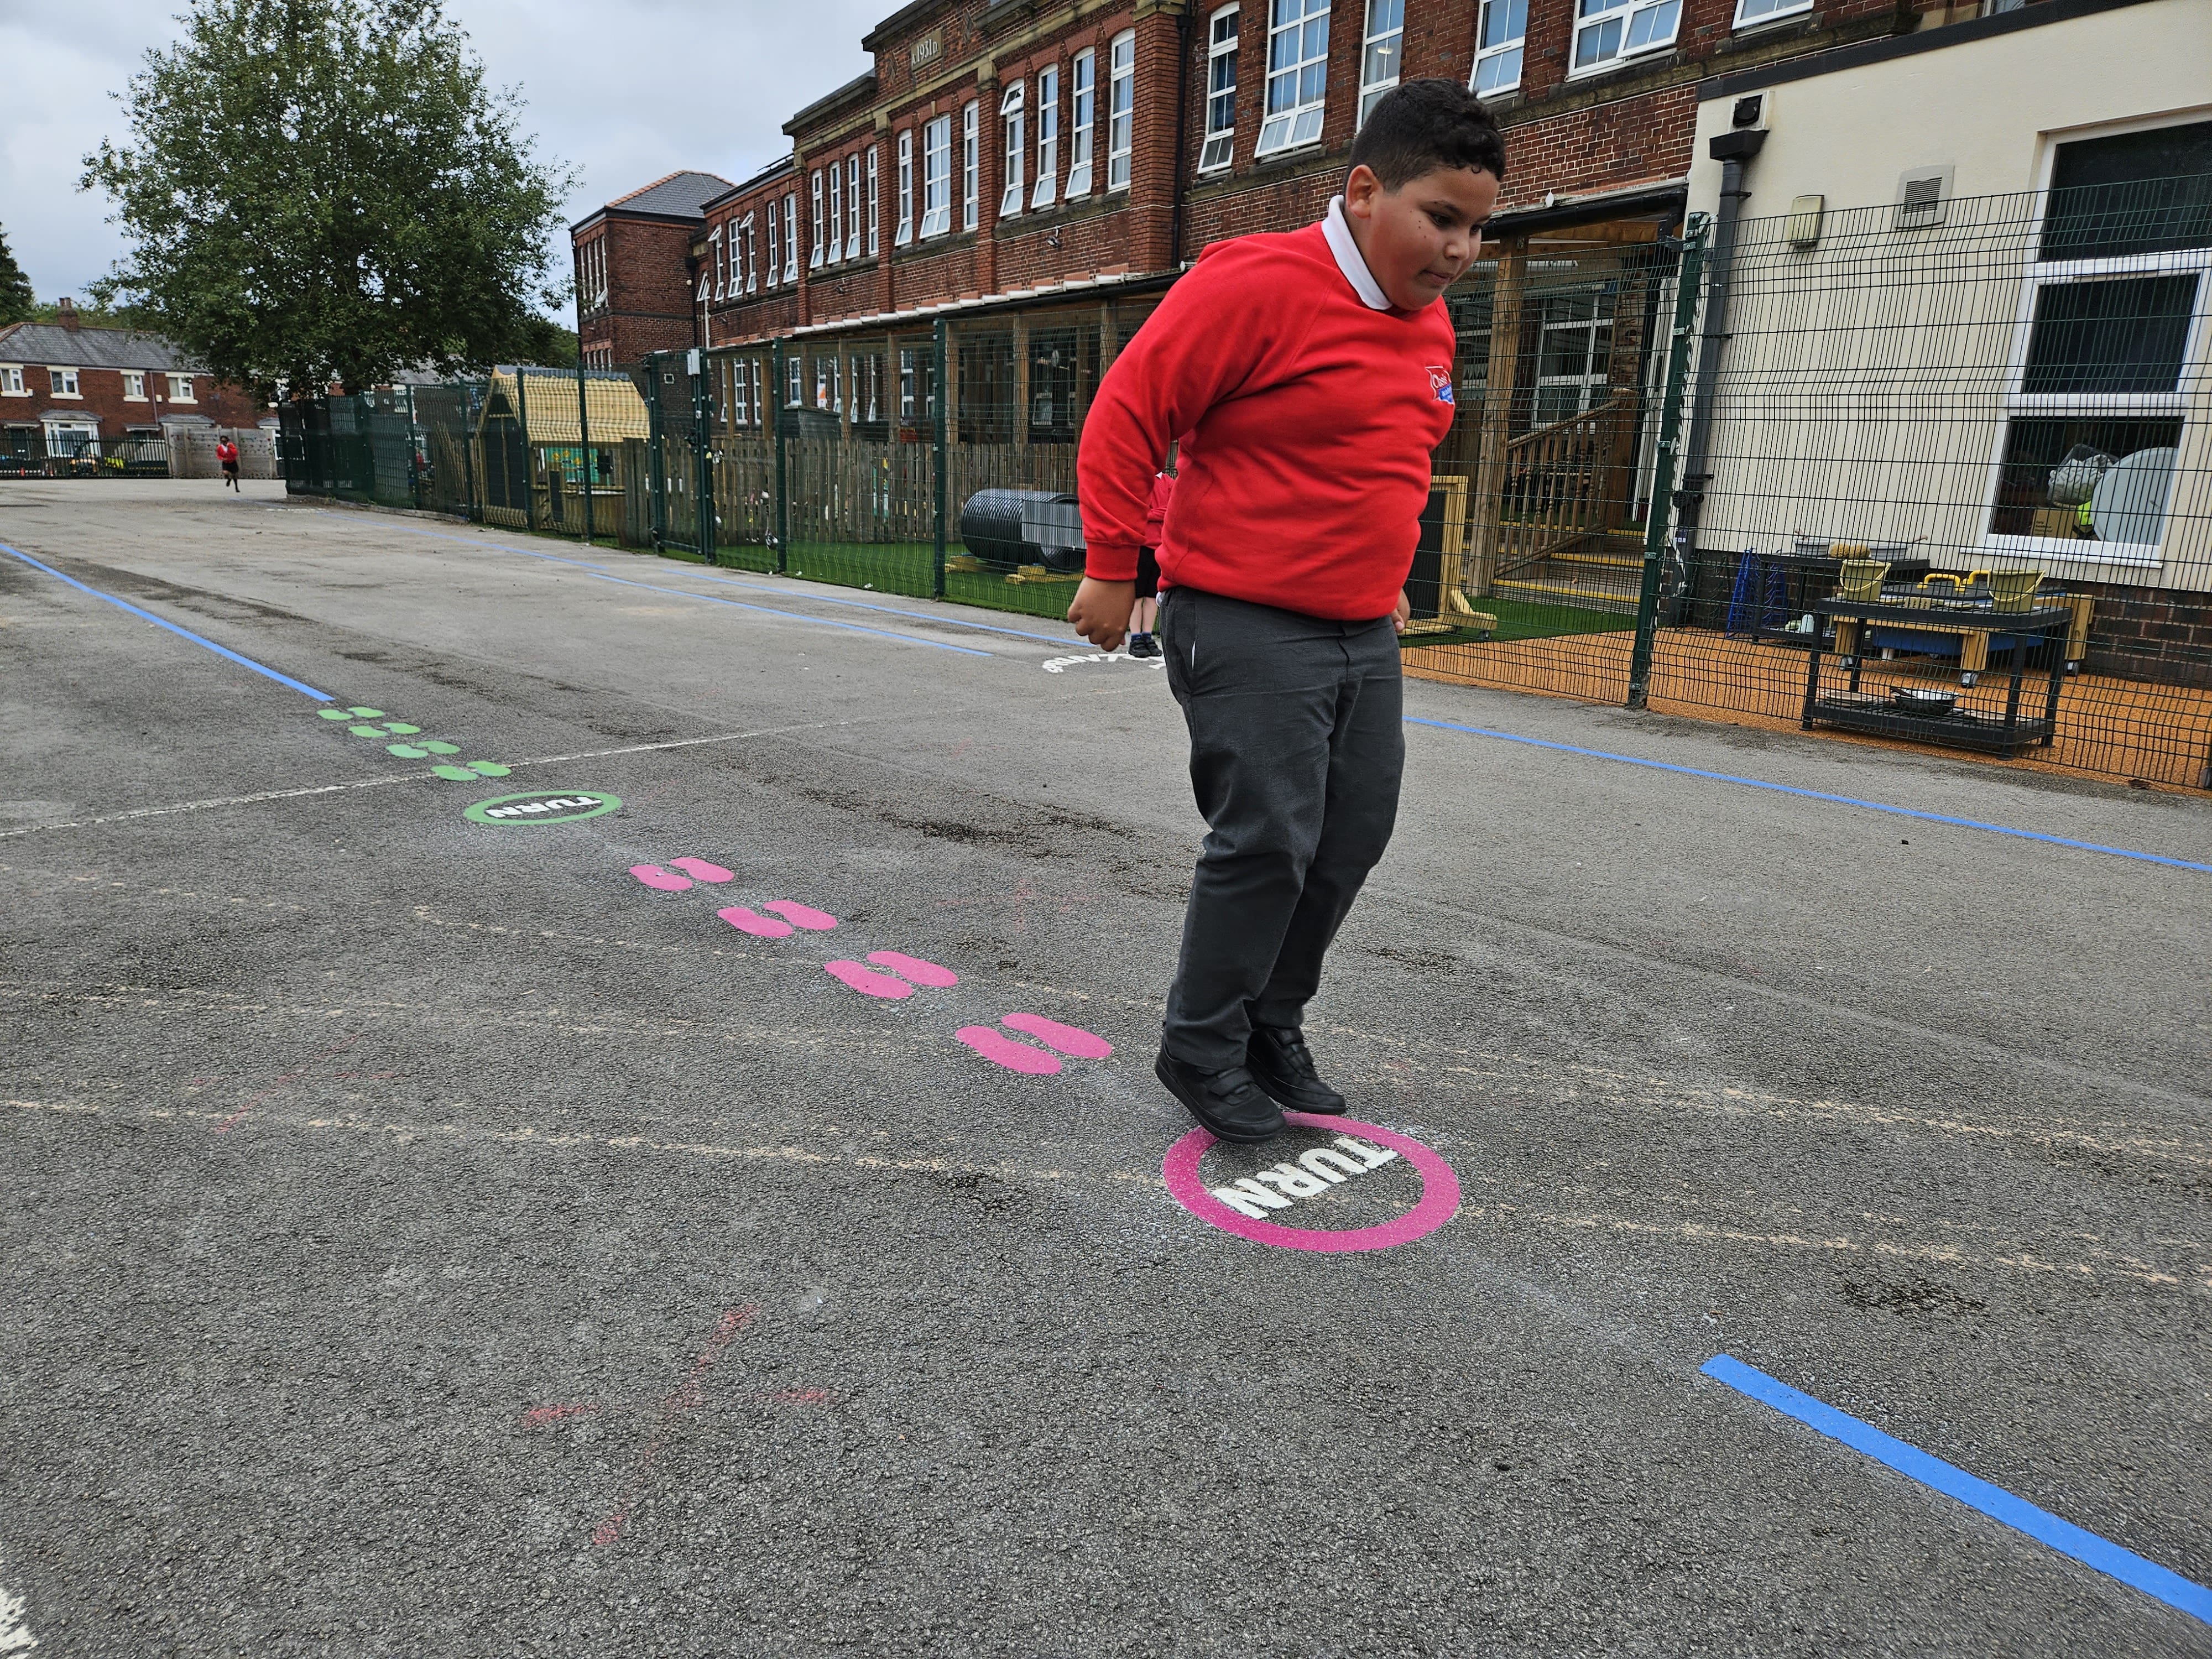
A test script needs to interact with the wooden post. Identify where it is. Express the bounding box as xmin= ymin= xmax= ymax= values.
xmin=1011 ymin=311 xmax=1030 ymax=453
xmin=1467 ymin=237 xmax=1526 ymax=598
